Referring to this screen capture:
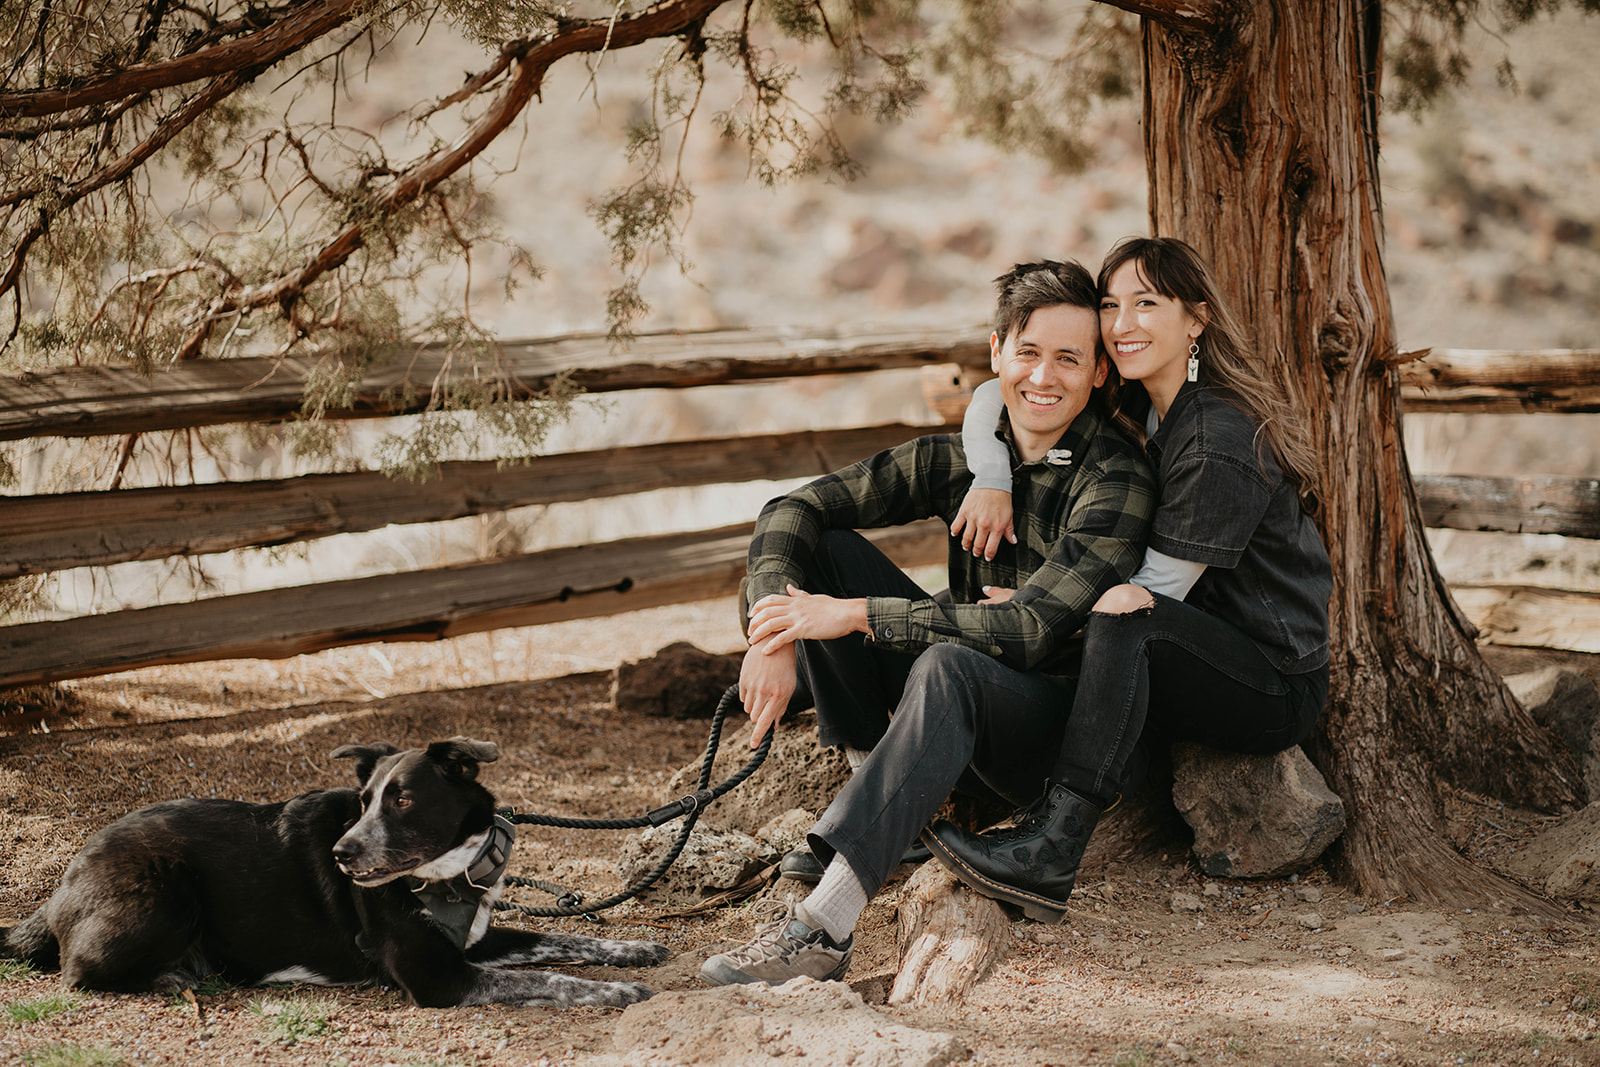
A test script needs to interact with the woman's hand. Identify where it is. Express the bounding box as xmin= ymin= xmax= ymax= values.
xmin=951 ymin=488 xmax=1016 ymax=561
xmin=979 ymin=585 xmax=1016 ymax=605
xmin=746 ymin=586 xmax=868 ymax=652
